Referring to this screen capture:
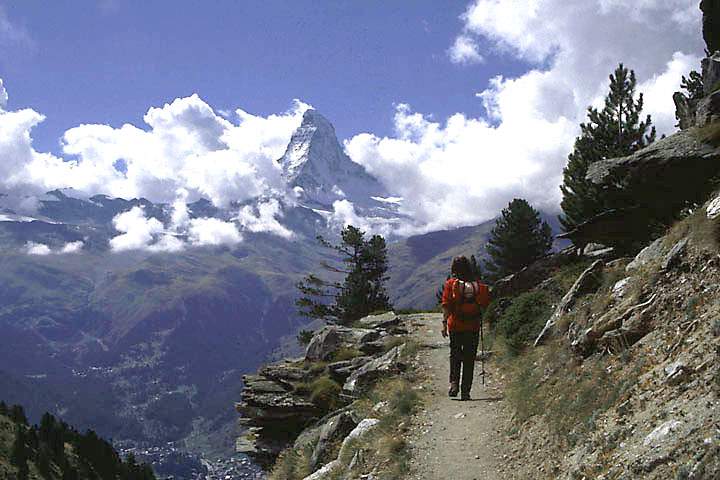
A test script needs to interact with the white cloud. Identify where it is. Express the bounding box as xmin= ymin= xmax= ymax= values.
xmin=347 ymin=0 xmax=703 ymax=233
xmin=187 ymin=217 xmax=242 ymax=246
xmin=0 ymin=88 xmax=311 ymax=208
xmin=109 ymin=207 xmax=170 ymax=252
xmin=236 ymin=199 xmax=294 ymax=239
xmin=448 ymin=35 xmax=484 ymax=65
xmin=329 ymin=200 xmax=395 ymax=237
xmin=108 ymin=205 xmax=242 ymax=251
xmin=24 ymin=240 xmax=84 ymax=255
xmin=60 ymin=241 xmax=84 ymax=253
xmin=26 ymin=241 xmax=51 ymax=255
